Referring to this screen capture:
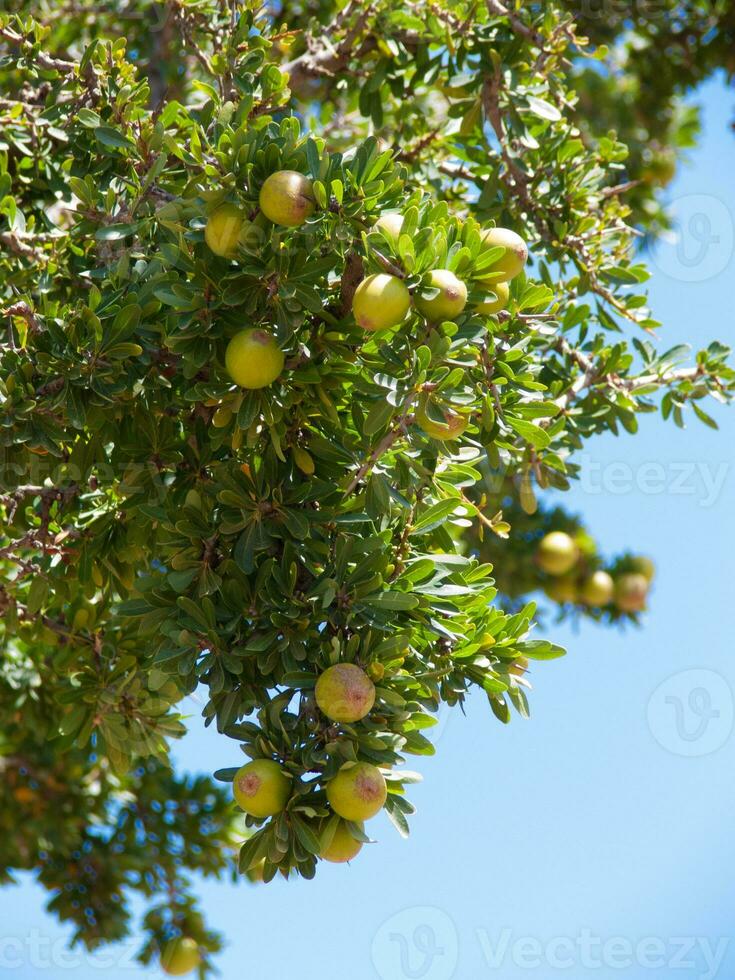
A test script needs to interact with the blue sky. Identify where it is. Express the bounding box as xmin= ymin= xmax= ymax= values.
xmin=2 ymin=77 xmax=734 ymax=980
